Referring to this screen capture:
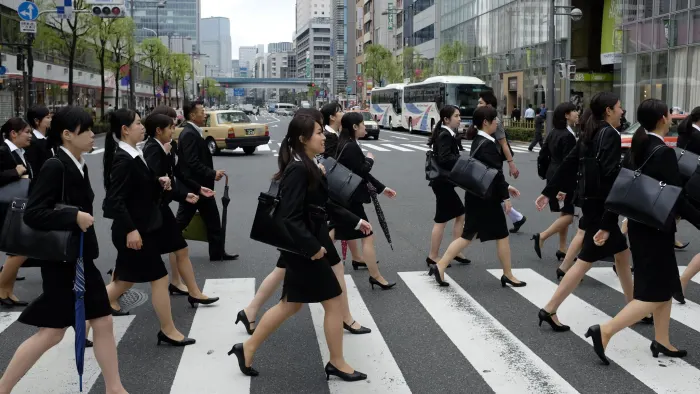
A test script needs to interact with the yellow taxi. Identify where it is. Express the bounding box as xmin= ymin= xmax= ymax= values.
xmin=173 ymin=110 xmax=270 ymax=155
